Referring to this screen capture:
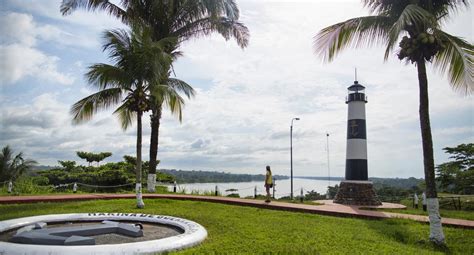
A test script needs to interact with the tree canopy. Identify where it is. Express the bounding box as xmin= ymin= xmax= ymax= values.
xmin=0 ymin=145 xmax=37 ymax=182
xmin=436 ymin=143 xmax=474 ymax=194
xmin=76 ymin=151 xmax=113 ymax=166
